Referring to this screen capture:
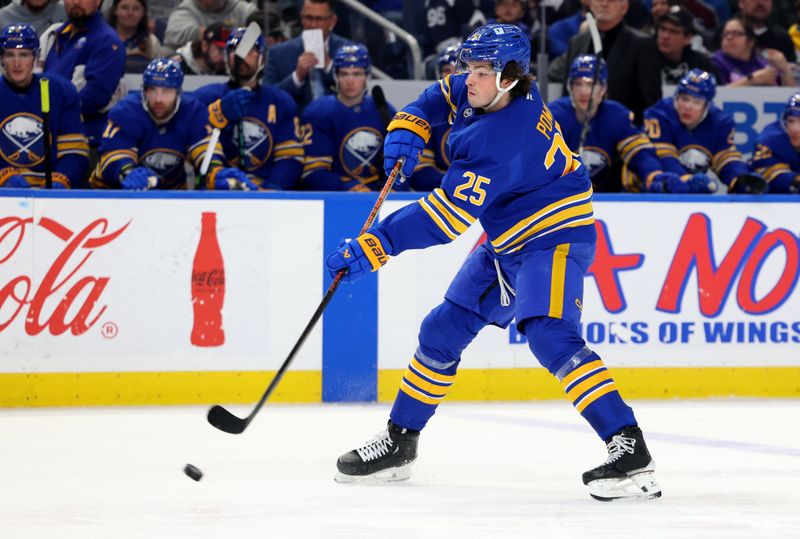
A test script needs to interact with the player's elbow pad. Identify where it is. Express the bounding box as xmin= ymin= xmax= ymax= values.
xmin=387 ymin=106 xmax=432 ymax=144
